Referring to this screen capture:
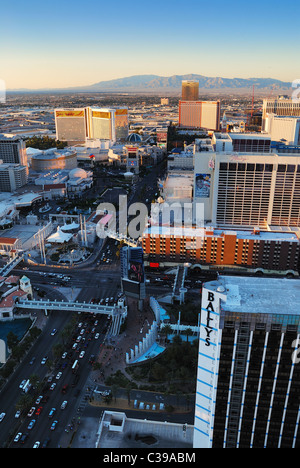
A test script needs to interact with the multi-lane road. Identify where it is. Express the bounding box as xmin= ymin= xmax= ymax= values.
xmin=0 ymin=309 xmax=110 ymax=448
